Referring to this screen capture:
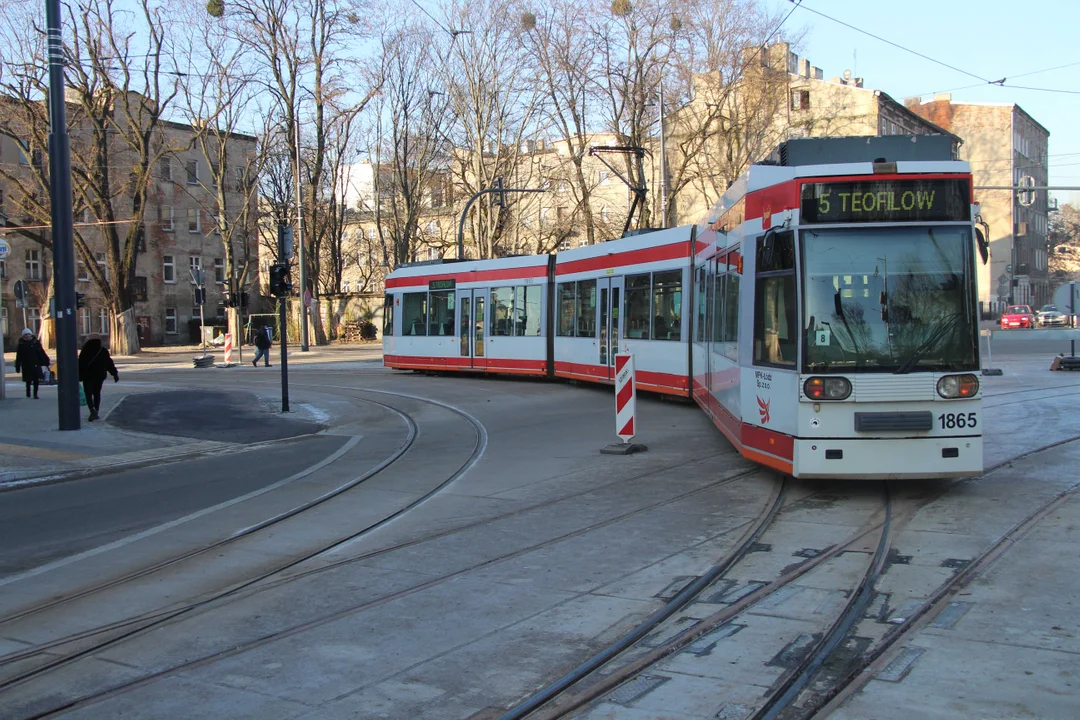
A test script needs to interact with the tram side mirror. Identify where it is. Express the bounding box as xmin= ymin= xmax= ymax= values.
xmin=975 ymin=227 xmax=989 ymax=265
xmin=760 ymin=228 xmax=777 ymax=270
xmin=880 ymin=291 xmax=888 ymax=306
xmin=833 ymin=292 xmax=844 ymax=317
xmin=881 ymin=309 xmax=889 ymax=323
